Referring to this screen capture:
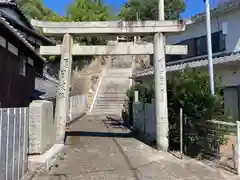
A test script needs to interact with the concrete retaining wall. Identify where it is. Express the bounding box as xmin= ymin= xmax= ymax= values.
xmin=69 ymin=94 xmax=88 ymax=123
xmin=133 ymin=100 xmax=156 ymax=141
